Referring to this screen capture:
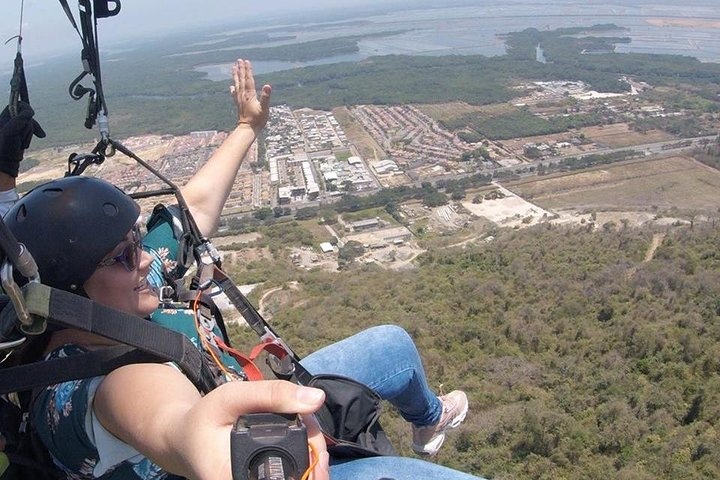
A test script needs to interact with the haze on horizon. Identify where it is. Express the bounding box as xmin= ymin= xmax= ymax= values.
xmin=3 ymin=0 xmax=716 ymax=65
xmin=1 ymin=0 xmax=413 ymax=65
